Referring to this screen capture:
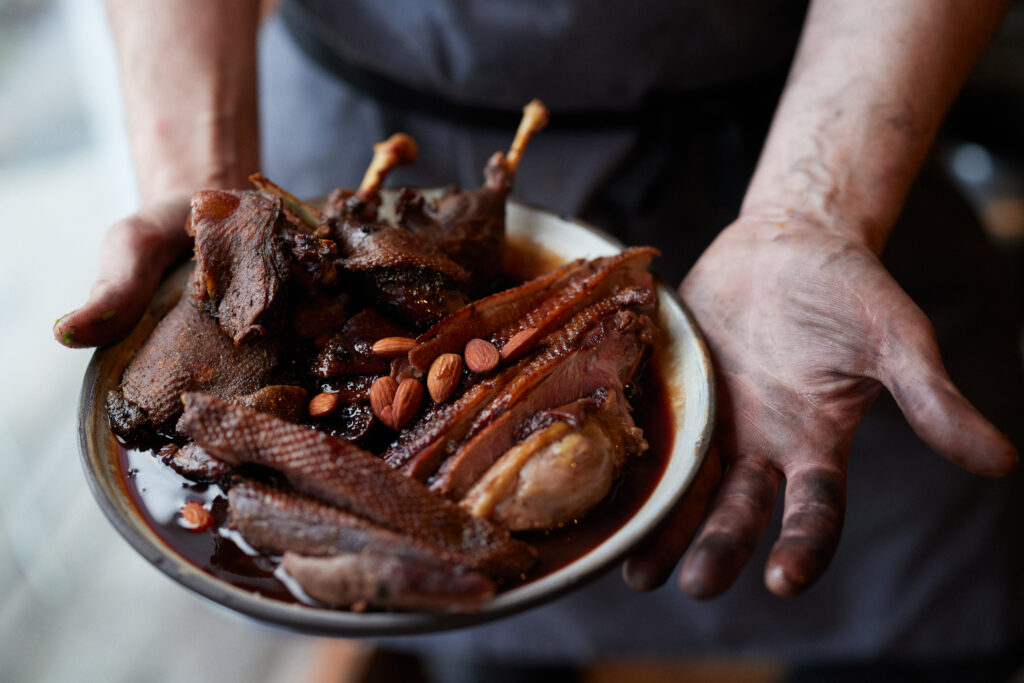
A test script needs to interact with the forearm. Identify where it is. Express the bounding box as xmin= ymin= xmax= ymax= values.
xmin=107 ymin=0 xmax=261 ymax=203
xmin=742 ymin=0 xmax=1008 ymax=253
